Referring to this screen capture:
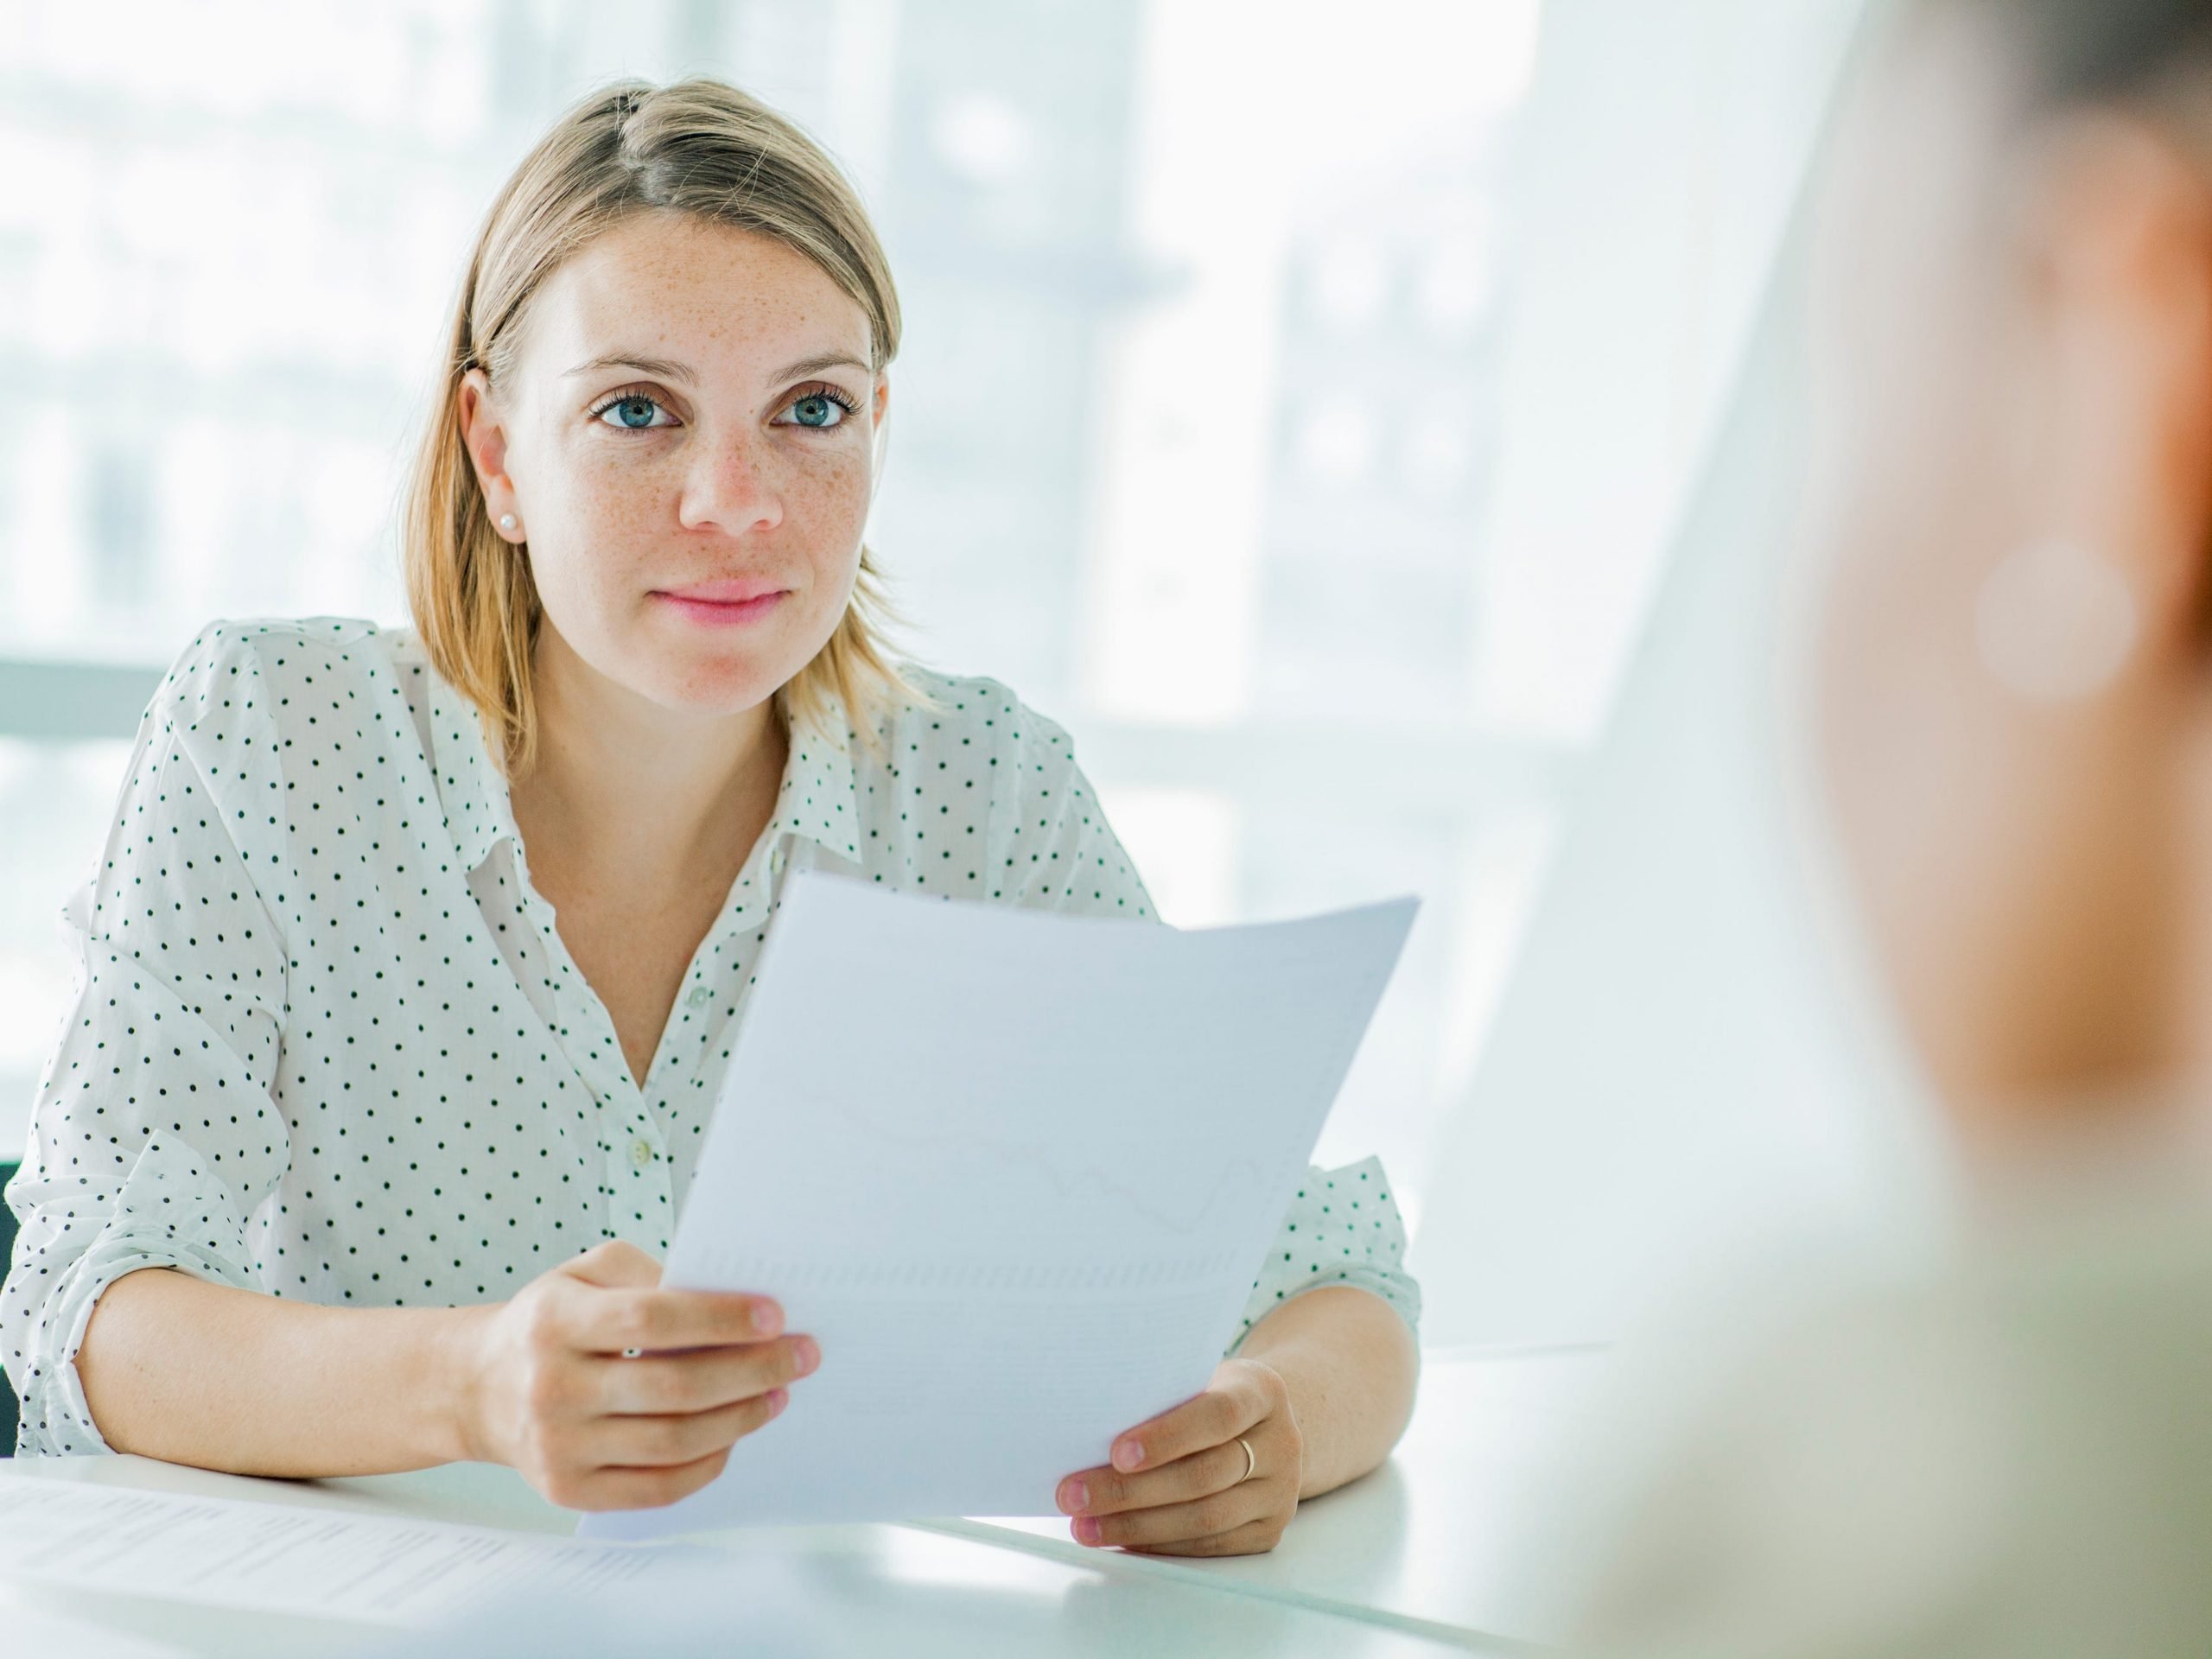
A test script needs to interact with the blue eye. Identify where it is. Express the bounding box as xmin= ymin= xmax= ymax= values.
xmin=779 ymin=385 xmax=861 ymax=430
xmin=594 ymin=393 xmax=671 ymax=430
